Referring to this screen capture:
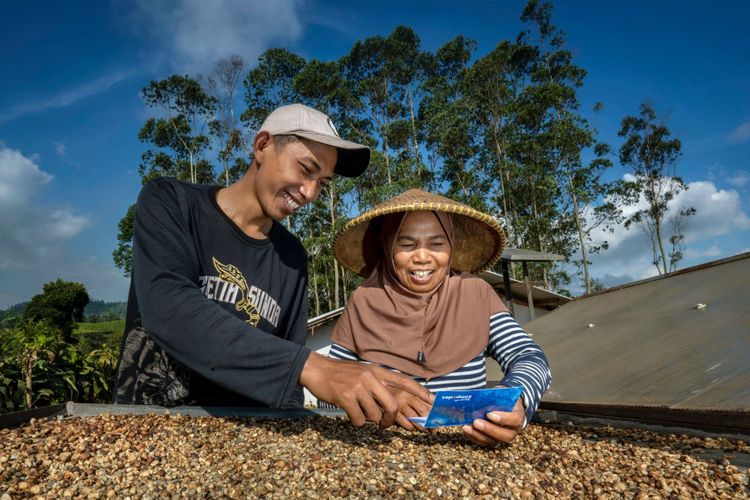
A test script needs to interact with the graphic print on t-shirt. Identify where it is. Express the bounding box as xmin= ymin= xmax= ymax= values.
xmin=198 ymin=257 xmax=281 ymax=327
